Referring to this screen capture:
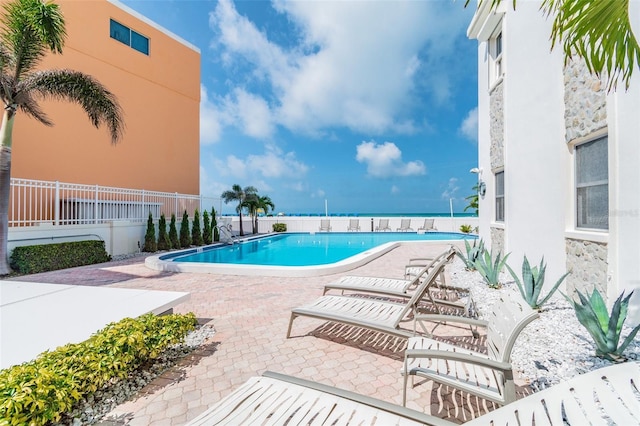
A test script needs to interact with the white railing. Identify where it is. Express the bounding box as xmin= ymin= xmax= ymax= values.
xmin=9 ymin=178 xmax=219 ymax=227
